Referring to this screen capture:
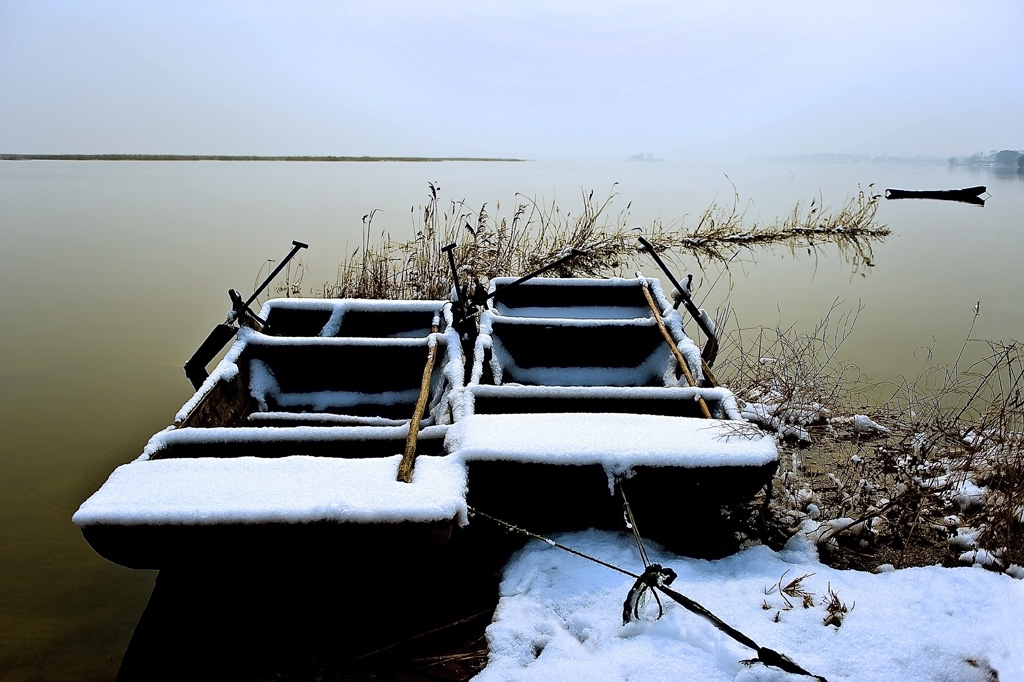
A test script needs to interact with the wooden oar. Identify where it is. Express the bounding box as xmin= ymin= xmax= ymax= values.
xmin=640 ymin=285 xmax=713 ymax=419
xmin=397 ymin=325 xmax=440 ymax=483
xmin=183 ymin=240 xmax=308 ymax=389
